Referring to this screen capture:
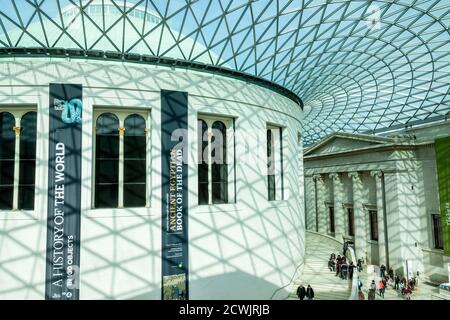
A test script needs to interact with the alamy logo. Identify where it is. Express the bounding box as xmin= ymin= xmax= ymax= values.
xmin=54 ymin=98 xmax=82 ymax=124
